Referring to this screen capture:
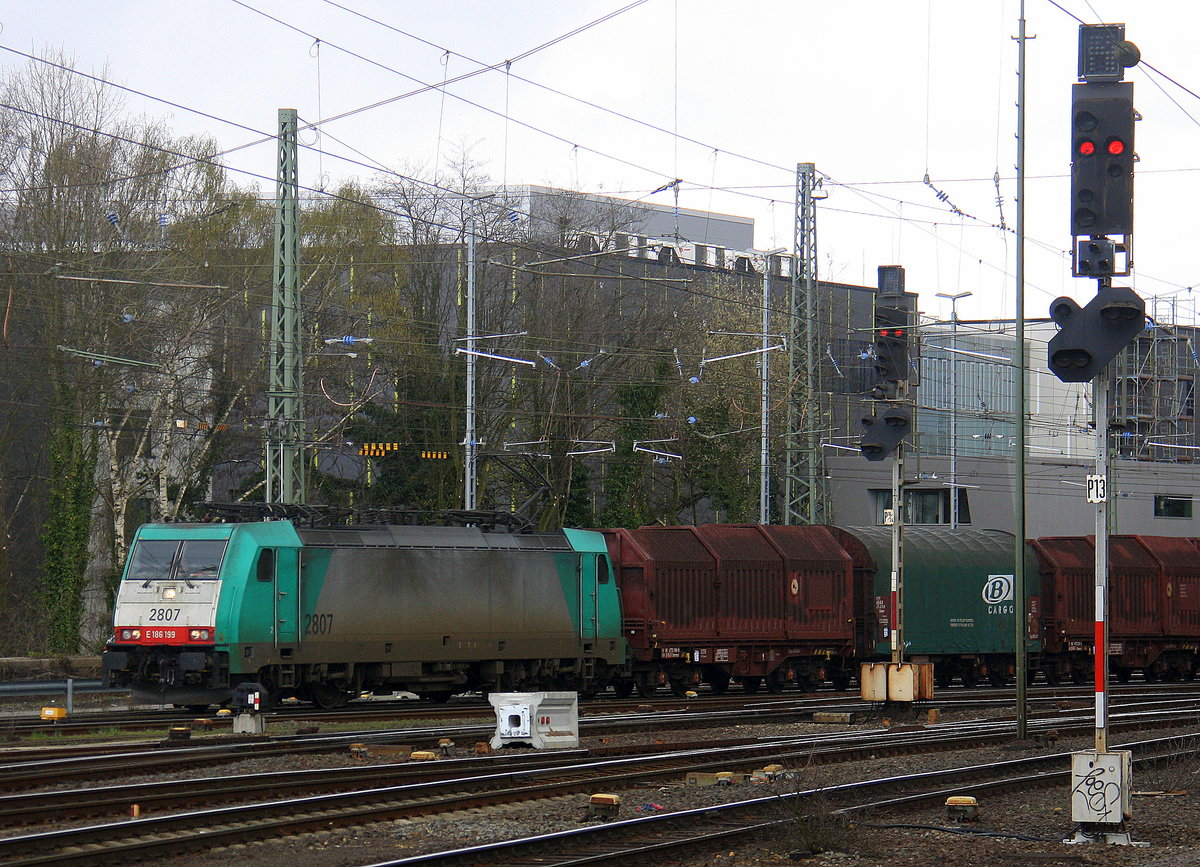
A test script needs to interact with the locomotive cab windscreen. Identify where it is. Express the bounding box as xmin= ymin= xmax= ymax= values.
xmin=126 ymin=538 xmax=227 ymax=584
